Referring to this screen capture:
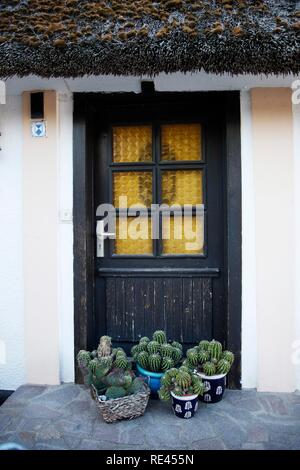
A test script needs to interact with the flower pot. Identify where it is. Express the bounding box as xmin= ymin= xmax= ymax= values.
xmin=136 ymin=363 xmax=164 ymax=395
xmin=171 ymin=392 xmax=199 ymax=419
xmin=197 ymin=372 xmax=226 ymax=403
